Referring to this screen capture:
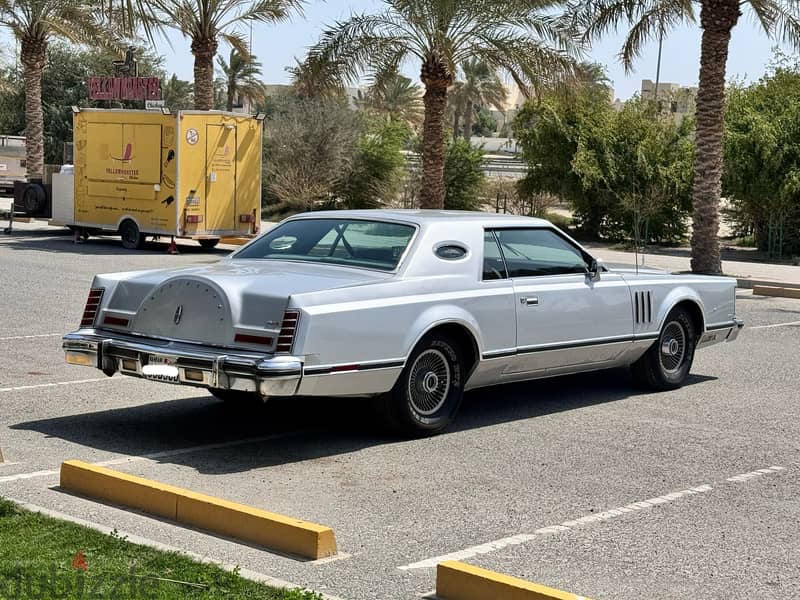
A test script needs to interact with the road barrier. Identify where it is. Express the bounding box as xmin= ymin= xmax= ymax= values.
xmin=60 ymin=460 xmax=337 ymax=560
xmin=436 ymin=561 xmax=591 ymax=600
